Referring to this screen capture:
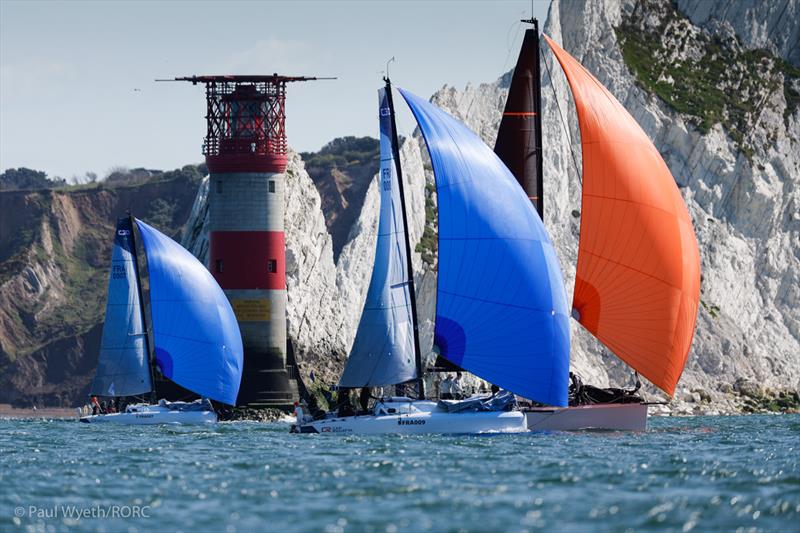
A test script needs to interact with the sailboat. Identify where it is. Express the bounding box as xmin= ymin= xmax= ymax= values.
xmin=292 ymin=79 xmax=570 ymax=435
xmin=80 ymin=216 xmax=243 ymax=425
xmin=494 ymin=19 xmax=701 ymax=430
